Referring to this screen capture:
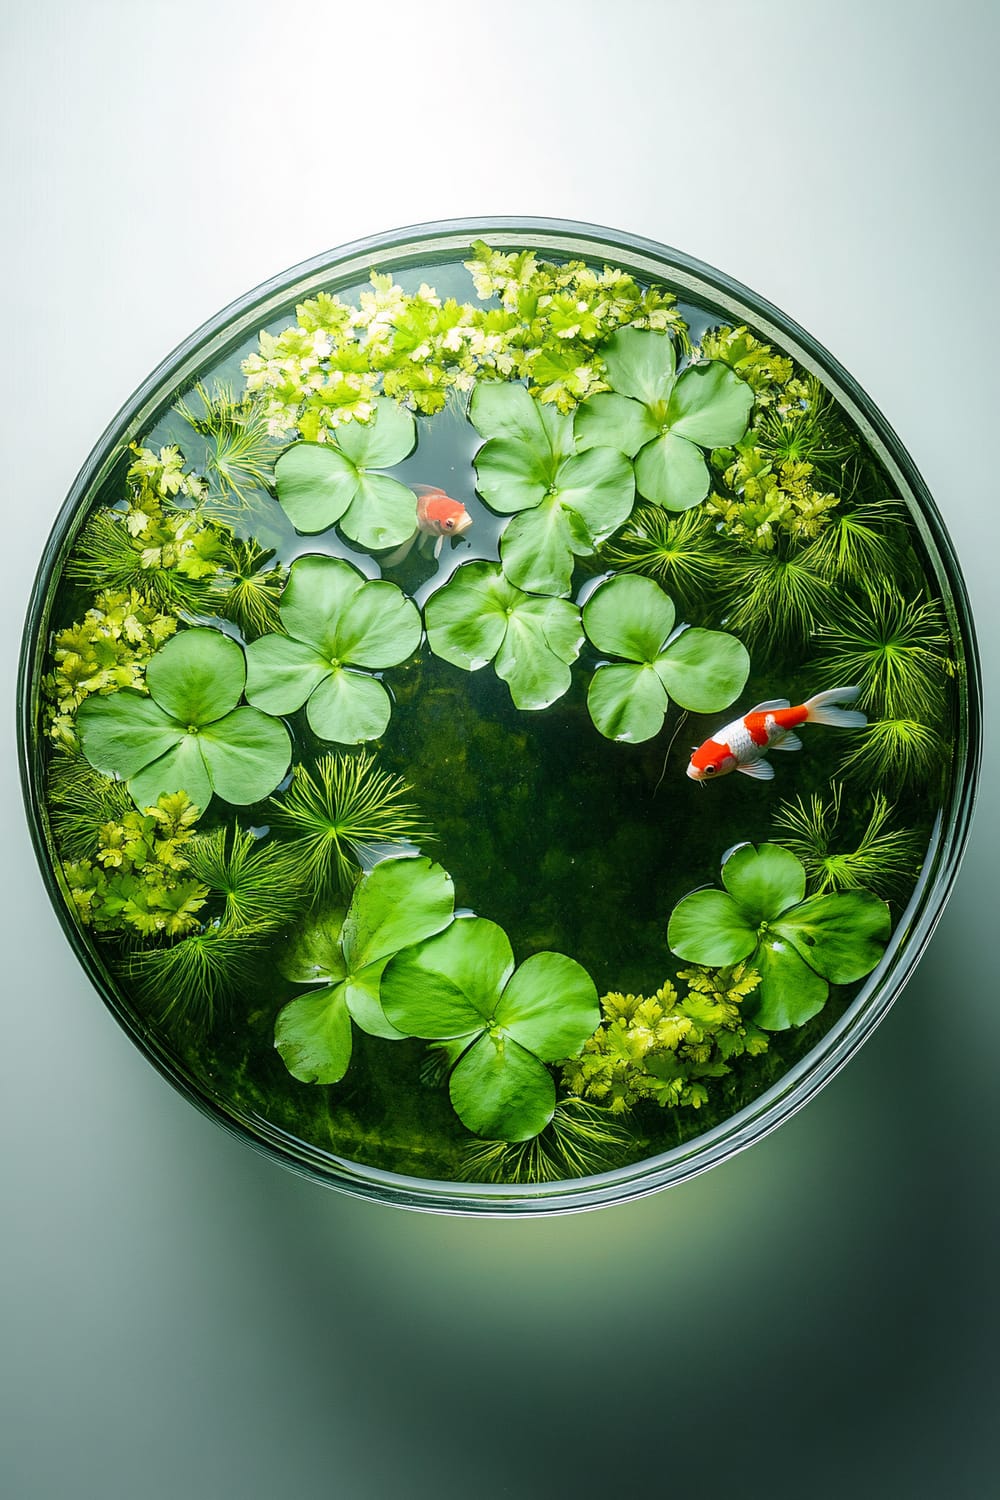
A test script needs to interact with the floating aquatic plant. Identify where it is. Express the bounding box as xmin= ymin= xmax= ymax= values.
xmin=560 ymin=965 xmax=767 ymax=1114
xmin=184 ymin=824 xmax=306 ymax=934
xmin=274 ymin=856 xmax=457 ymax=1084
xmin=208 ymin=536 xmax=285 ymax=640
xmin=811 ymin=588 xmax=950 ymax=719
xmin=424 ymin=559 xmax=584 ymax=711
xmin=470 ymin=380 xmax=634 ymax=595
xmin=61 ymin=791 xmax=206 ymax=939
xmin=269 ymin=751 xmax=429 ymax=897
xmin=460 ymin=1098 xmax=633 ymax=1184
xmin=581 ymin=574 xmax=750 ymax=743
xmin=806 ymin=499 xmax=906 ymax=585
xmin=382 ymin=917 xmax=600 ymax=1141
xmin=695 ymin=325 xmax=798 ymax=403
xmin=705 ymin=442 xmax=841 ymax=550
xmin=668 ymin=843 xmax=891 ymax=1030
xmin=245 ymin=554 xmax=421 ymax=744
xmin=273 ymin=398 xmax=418 ymax=549
xmin=76 ymin=626 xmax=291 ymax=813
xmin=772 ymin=783 xmax=923 ymax=897
xmin=46 ymin=754 xmax=135 ymax=859
xmin=753 ymin=376 xmax=855 ymax=485
xmin=717 ymin=545 xmax=830 ymax=647
xmin=129 ymin=922 xmax=260 ymax=1028
xmin=599 ymin=504 xmax=726 ymax=612
xmin=176 ymin=382 xmax=279 ymax=506
xmin=838 ymin=715 xmax=947 ymax=788
xmin=575 ymin=327 xmax=753 ymax=510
